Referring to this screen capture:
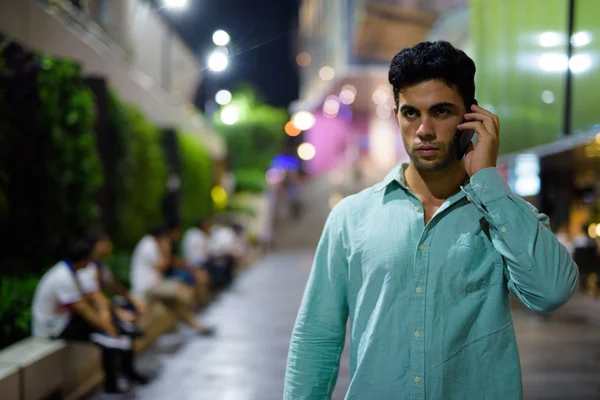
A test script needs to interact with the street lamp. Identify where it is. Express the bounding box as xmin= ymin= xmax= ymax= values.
xmin=163 ymin=0 xmax=188 ymax=10
xmin=215 ymin=90 xmax=232 ymax=105
xmin=213 ymin=30 xmax=231 ymax=46
xmin=221 ymin=105 xmax=239 ymax=125
xmin=208 ymin=49 xmax=229 ymax=72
